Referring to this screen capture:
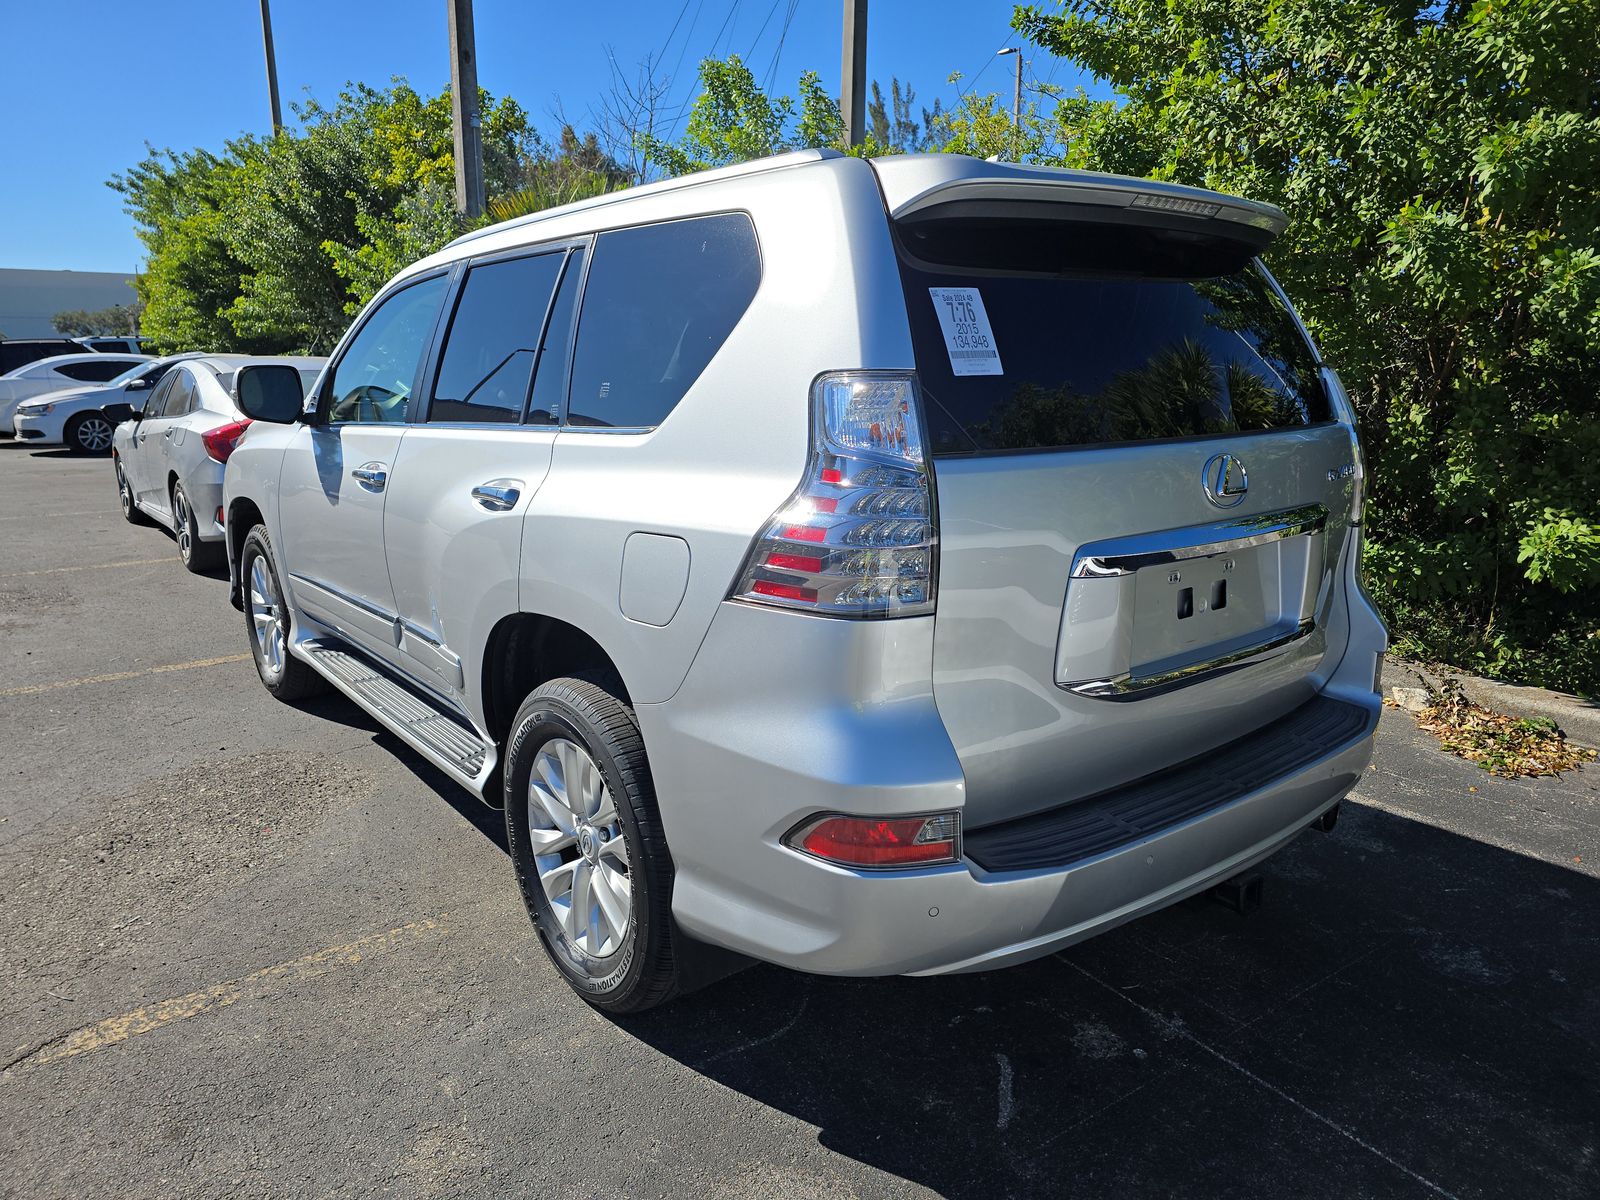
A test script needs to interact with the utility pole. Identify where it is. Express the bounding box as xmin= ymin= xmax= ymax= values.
xmin=448 ymin=0 xmax=486 ymax=218
xmin=997 ymin=47 xmax=1022 ymax=161
xmin=840 ymin=0 xmax=868 ymax=147
xmin=259 ymin=0 xmax=283 ymax=134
